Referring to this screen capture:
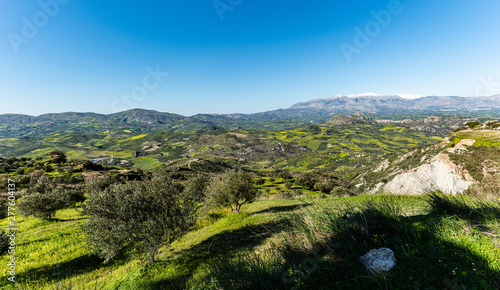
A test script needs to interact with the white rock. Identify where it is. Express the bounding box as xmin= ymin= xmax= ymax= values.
xmin=359 ymin=248 xmax=396 ymax=274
